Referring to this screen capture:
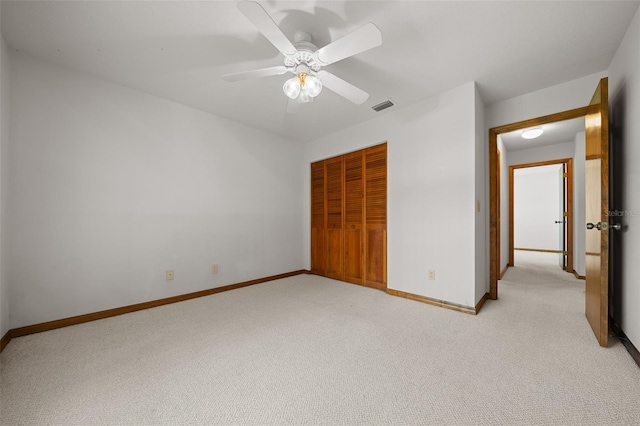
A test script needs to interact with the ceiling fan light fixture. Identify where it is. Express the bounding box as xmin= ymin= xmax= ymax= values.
xmin=229 ymin=2 xmax=383 ymax=106
xmin=283 ymin=77 xmax=301 ymax=99
xmin=522 ymin=127 xmax=544 ymax=139
xmin=283 ymin=70 xmax=322 ymax=102
xmin=298 ymin=88 xmax=313 ymax=103
xmin=304 ymin=74 xmax=322 ymax=98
